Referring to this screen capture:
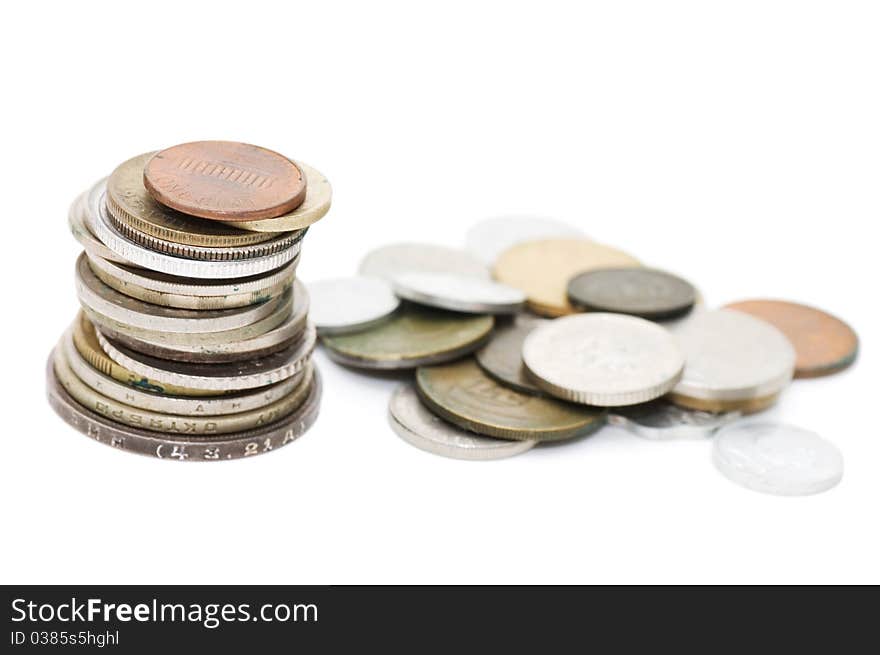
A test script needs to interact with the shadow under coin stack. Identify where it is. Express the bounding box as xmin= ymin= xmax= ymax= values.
xmin=48 ymin=141 xmax=332 ymax=461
